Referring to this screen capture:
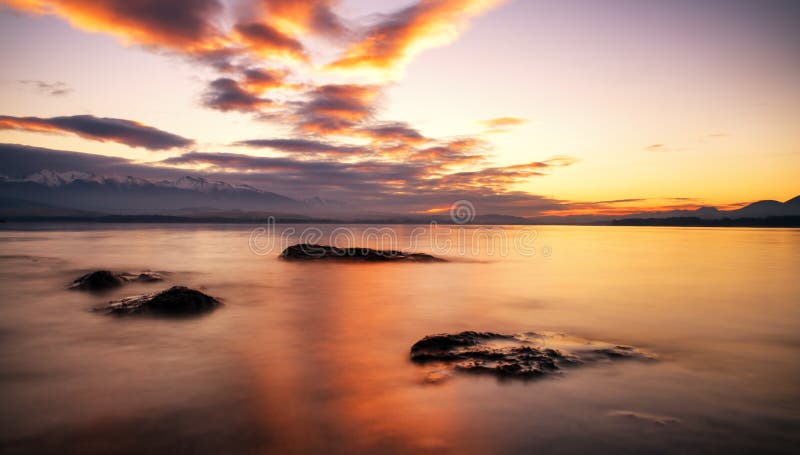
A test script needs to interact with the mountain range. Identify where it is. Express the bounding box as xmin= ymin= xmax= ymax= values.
xmin=0 ymin=169 xmax=798 ymax=224
xmin=0 ymin=169 xmax=301 ymax=215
